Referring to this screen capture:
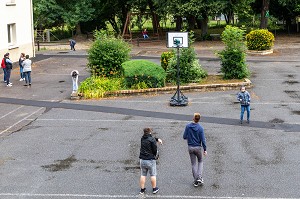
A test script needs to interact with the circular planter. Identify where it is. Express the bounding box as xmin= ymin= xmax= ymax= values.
xmin=246 ymin=49 xmax=273 ymax=55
